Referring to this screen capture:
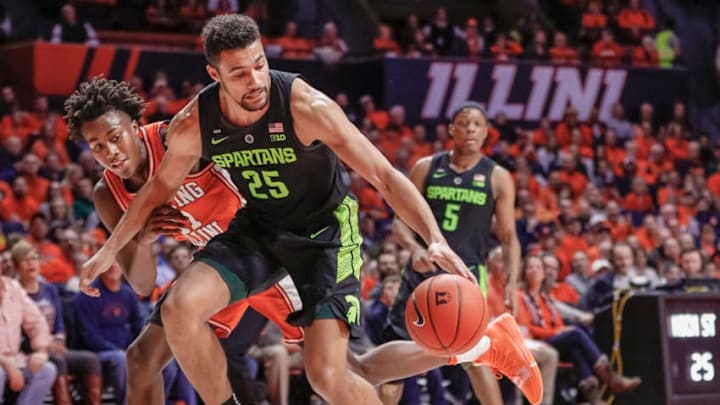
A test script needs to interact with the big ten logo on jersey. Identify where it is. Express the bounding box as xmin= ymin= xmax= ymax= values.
xmin=420 ymin=62 xmax=627 ymax=122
